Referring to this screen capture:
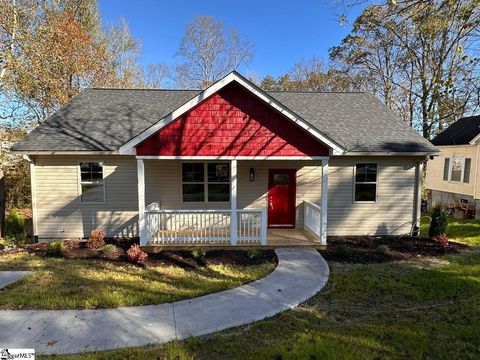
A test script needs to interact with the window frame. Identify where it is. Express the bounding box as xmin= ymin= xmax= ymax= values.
xmin=78 ymin=162 xmax=106 ymax=204
xmin=447 ymin=155 xmax=466 ymax=183
xmin=180 ymin=162 xmax=231 ymax=204
xmin=353 ymin=162 xmax=378 ymax=203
